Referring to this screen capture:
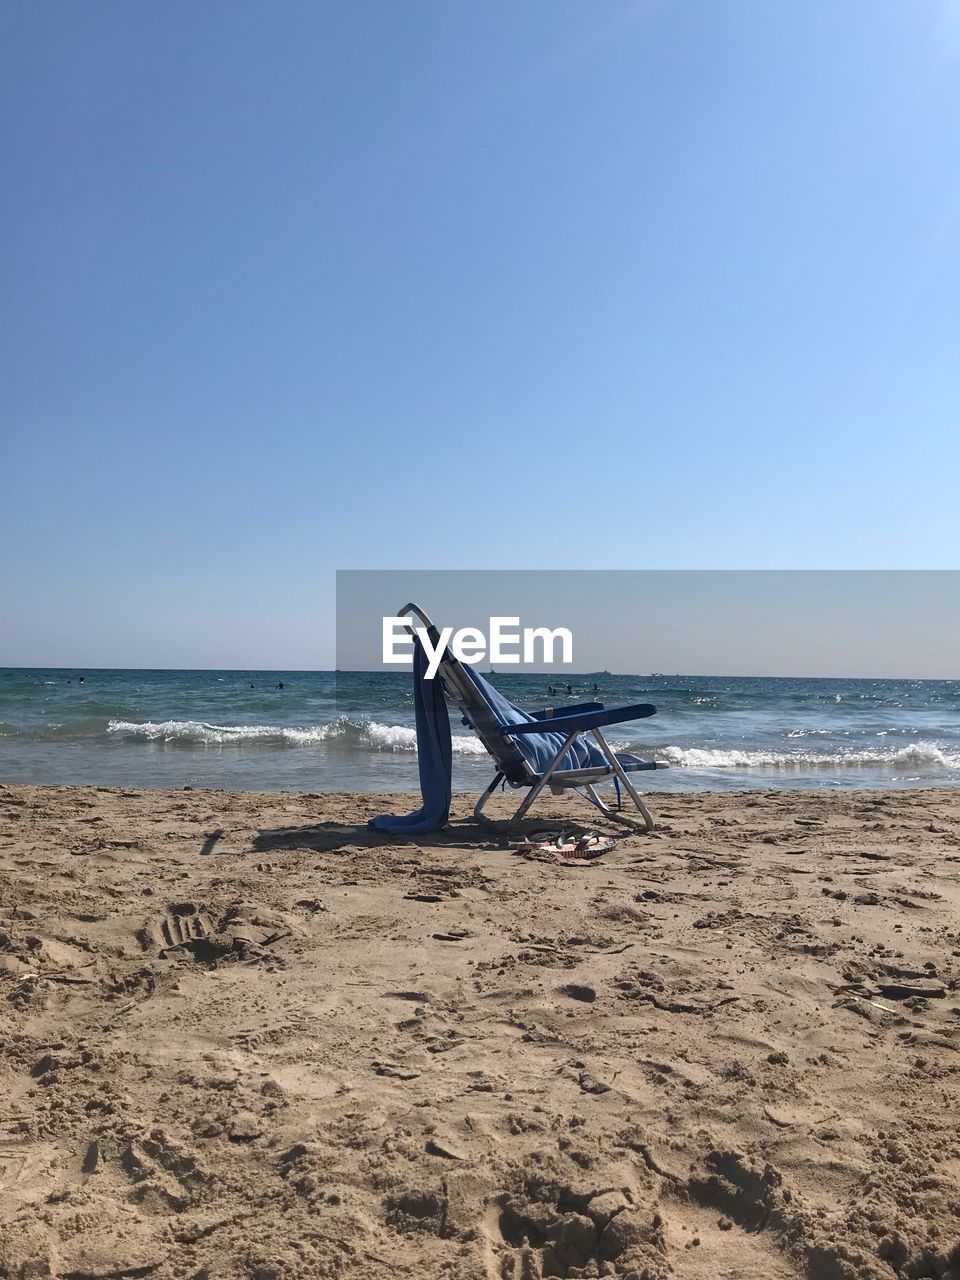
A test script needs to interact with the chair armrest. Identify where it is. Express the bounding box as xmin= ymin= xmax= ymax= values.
xmin=528 ymin=701 xmax=604 ymax=721
xmin=501 ymin=703 xmax=657 ymax=737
